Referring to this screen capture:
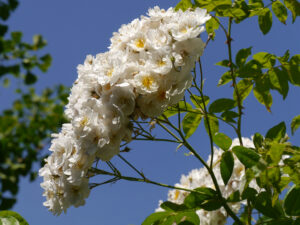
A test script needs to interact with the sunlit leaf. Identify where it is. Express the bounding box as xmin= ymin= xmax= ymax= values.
xmin=213 ymin=132 xmax=232 ymax=151
xmin=272 ymin=0 xmax=288 ymax=24
xmin=232 ymin=146 xmax=260 ymax=168
xmin=182 ymin=112 xmax=202 ymax=139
